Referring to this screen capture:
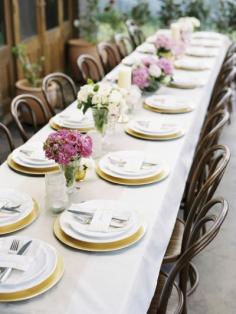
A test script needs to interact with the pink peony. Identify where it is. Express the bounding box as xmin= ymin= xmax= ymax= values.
xmin=44 ymin=130 xmax=92 ymax=165
xmin=141 ymin=56 xmax=159 ymax=67
xmin=158 ymin=58 xmax=173 ymax=75
xmin=132 ymin=67 xmax=150 ymax=89
xmin=155 ymin=35 xmax=173 ymax=51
